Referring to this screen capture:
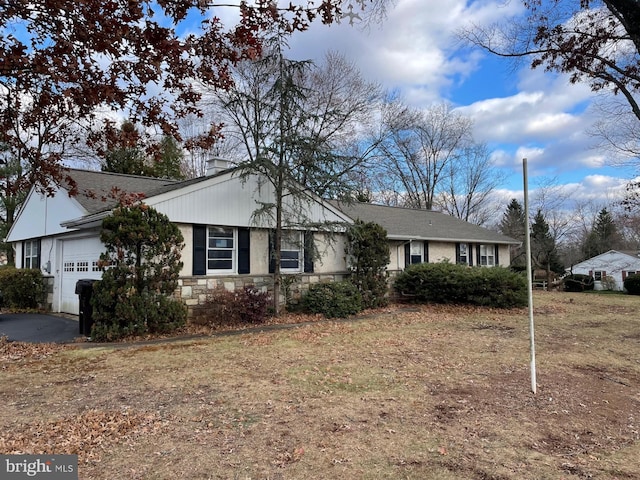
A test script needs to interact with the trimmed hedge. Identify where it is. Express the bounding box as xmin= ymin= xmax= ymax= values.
xmin=393 ymin=262 xmax=527 ymax=308
xmin=563 ymin=274 xmax=595 ymax=292
xmin=301 ymin=281 xmax=363 ymax=318
xmin=0 ymin=267 xmax=45 ymax=309
xmin=624 ymin=275 xmax=640 ymax=295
